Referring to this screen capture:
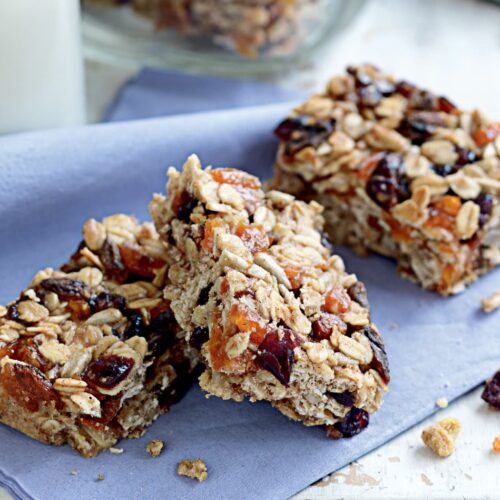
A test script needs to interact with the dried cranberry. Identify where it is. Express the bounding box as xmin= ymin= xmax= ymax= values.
xmin=6 ymin=303 xmax=19 ymax=321
xmin=255 ymin=329 xmax=301 ymax=385
xmin=481 ymin=370 xmax=500 ymax=408
xmin=333 ymin=407 xmax=369 ymax=437
xmin=431 ymin=164 xmax=461 ymax=177
xmin=347 ymin=282 xmax=370 ymax=310
xmin=123 ymin=311 xmax=144 ymax=339
xmin=397 ymin=116 xmax=437 ymax=145
xmin=175 ymin=191 xmax=198 ymax=223
xmin=358 ymin=326 xmax=390 ymax=384
xmin=83 ymin=355 xmax=134 ymax=390
xmin=395 ymin=80 xmax=416 ymax=98
xmin=274 ymin=116 xmax=335 ymax=156
xmin=438 ymin=96 xmax=458 ymax=114
xmin=97 ymin=239 xmax=128 ymax=283
xmin=455 ymin=147 xmax=477 ymax=166
xmin=329 ymin=391 xmax=355 ymax=407
xmin=366 ymin=153 xmax=409 ymax=210
xmin=40 ymin=278 xmax=93 ymax=301
xmin=357 ymin=85 xmax=383 ymax=109
xmin=0 ymin=362 xmax=62 ymax=412
xmin=147 ymin=309 xmax=178 ymax=356
xmin=189 ymin=327 xmax=209 ymax=351
xmin=91 ymin=292 xmax=127 ymax=312
xmin=198 ymin=286 xmax=211 ymax=305
xmin=475 ymin=193 xmax=494 ymax=228
xmin=312 ymin=313 xmax=347 ymax=340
